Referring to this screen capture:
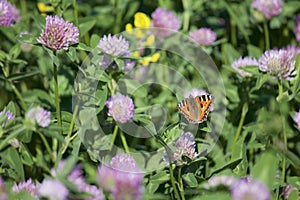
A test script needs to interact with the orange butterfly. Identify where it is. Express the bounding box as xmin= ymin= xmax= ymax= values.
xmin=177 ymin=95 xmax=213 ymax=123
